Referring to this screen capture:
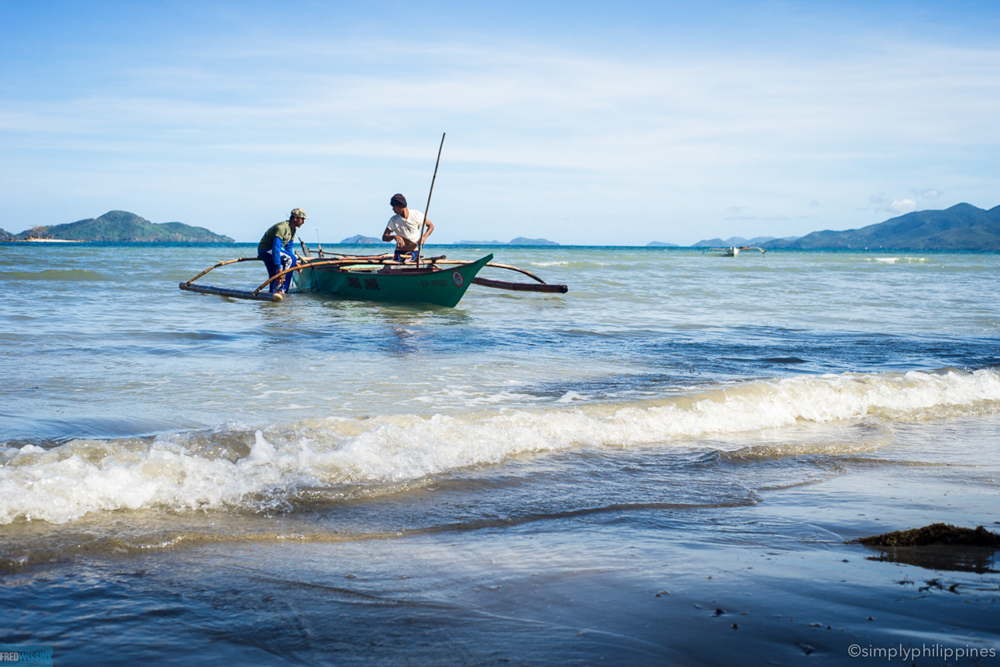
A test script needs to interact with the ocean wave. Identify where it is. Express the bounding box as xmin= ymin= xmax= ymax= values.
xmin=868 ymin=257 xmax=927 ymax=264
xmin=2 ymin=368 xmax=998 ymax=525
